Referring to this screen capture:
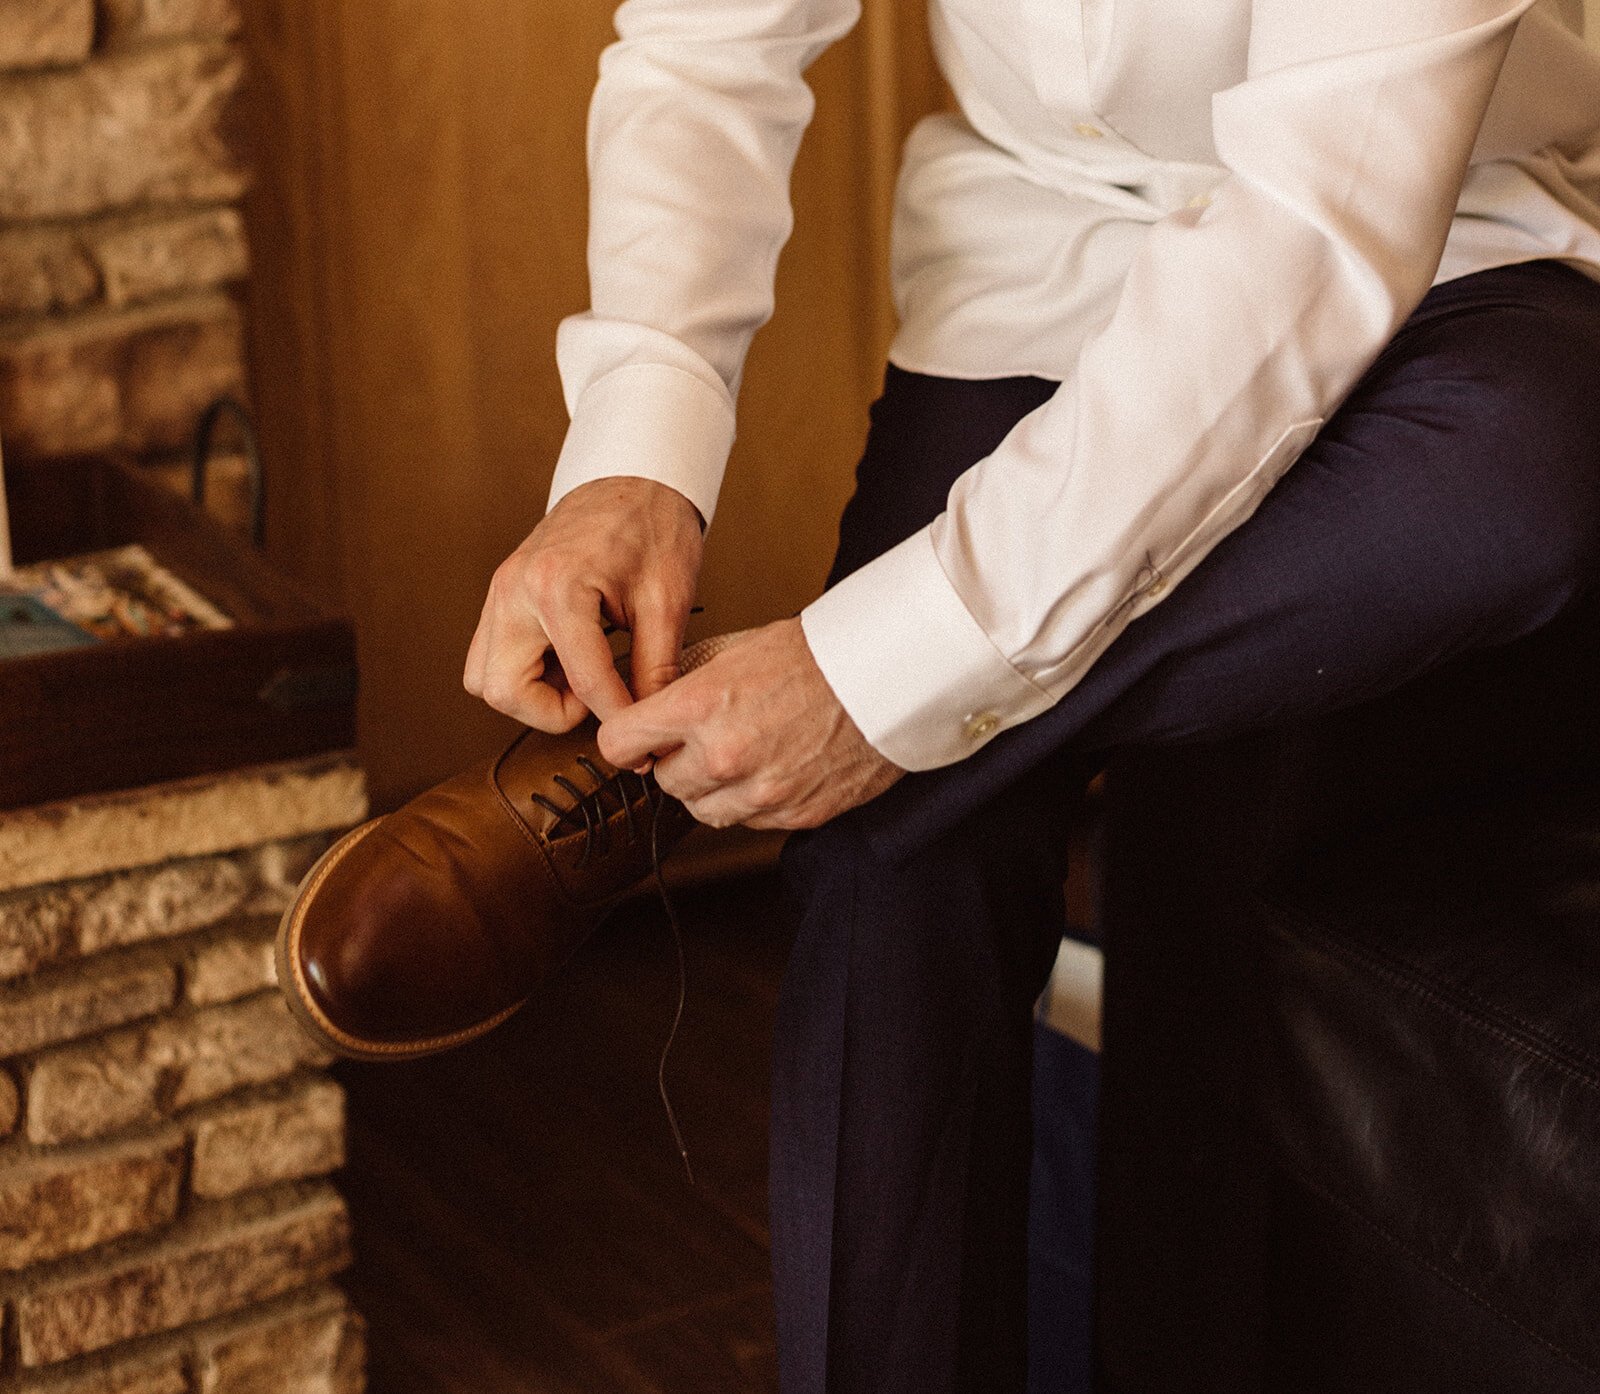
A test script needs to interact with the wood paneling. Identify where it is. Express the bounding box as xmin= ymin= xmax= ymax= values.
xmin=238 ymin=0 xmax=940 ymax=809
